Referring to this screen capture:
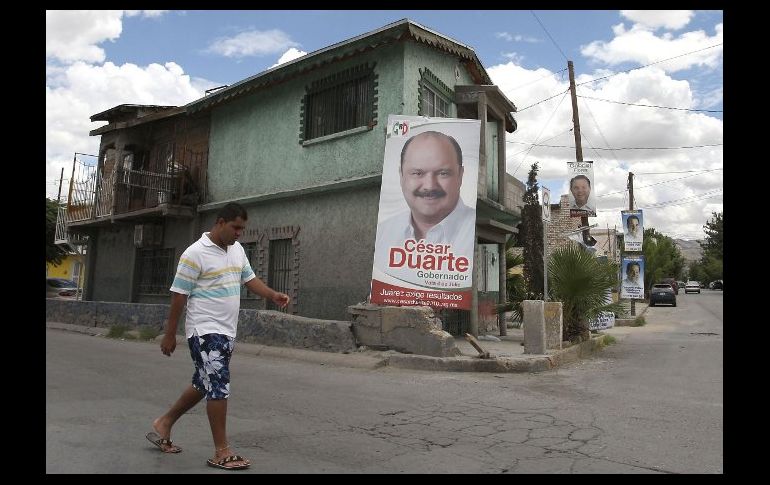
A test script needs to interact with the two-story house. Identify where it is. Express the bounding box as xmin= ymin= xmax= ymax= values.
xmin=59 ymin=19 xmax=523 ymax=336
